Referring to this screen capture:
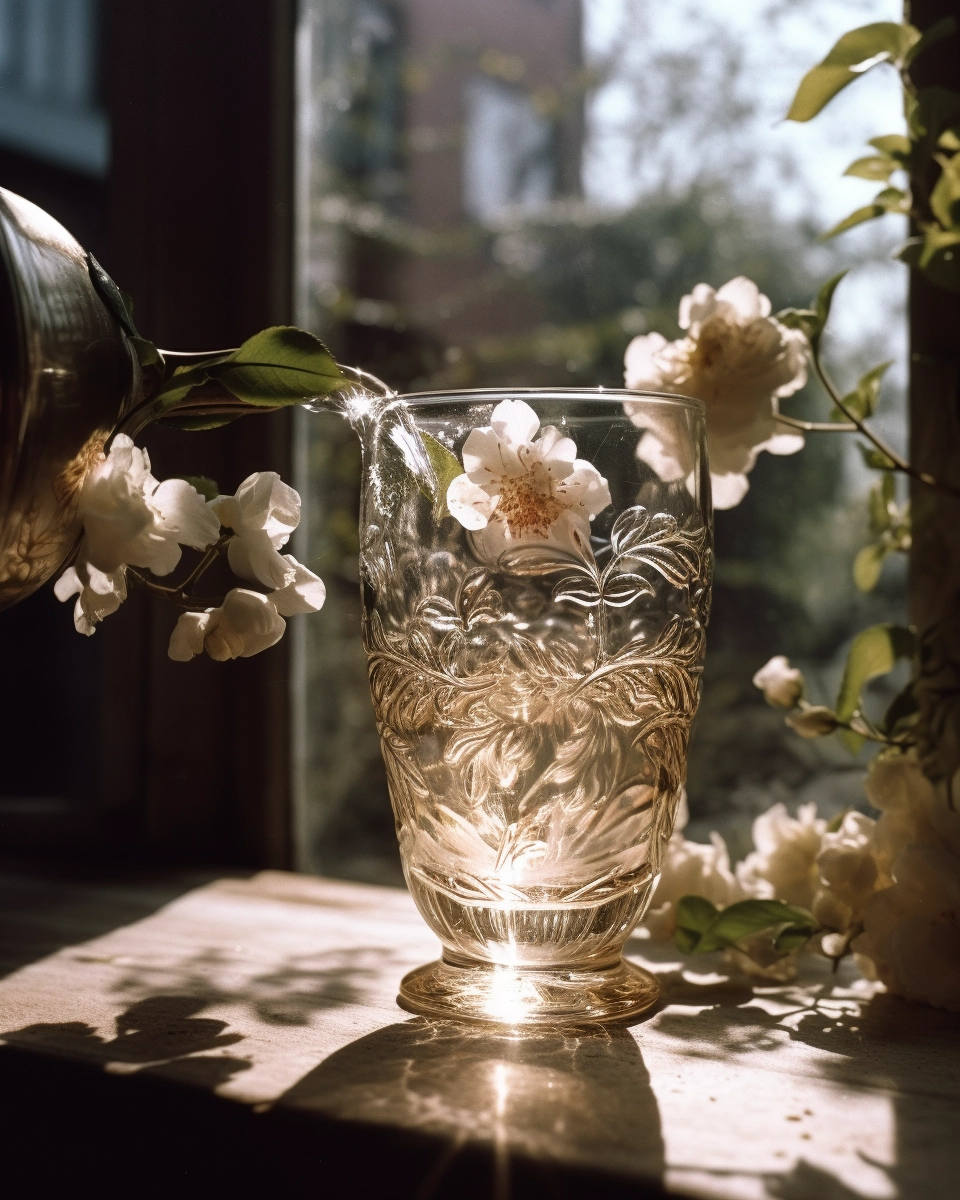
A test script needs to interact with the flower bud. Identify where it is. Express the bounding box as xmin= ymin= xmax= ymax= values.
xmin=785 ymin=704 xmax=838 ymax=739
xmin=752 ymin=655 xmax=804 ymax=708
